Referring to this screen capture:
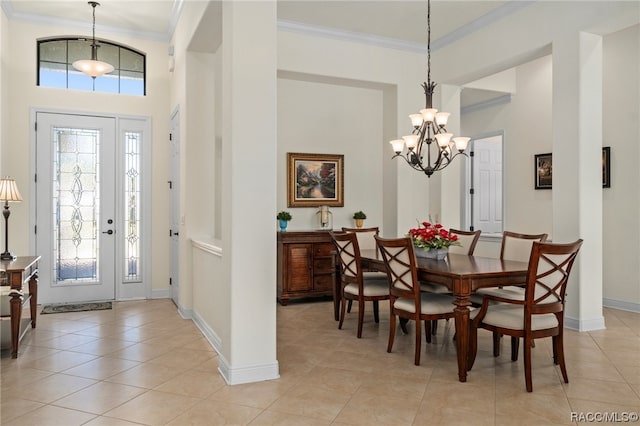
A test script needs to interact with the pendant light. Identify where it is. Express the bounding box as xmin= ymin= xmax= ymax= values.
xmin=72 ymin=1 xmax=114 ymax=78
xmin=389 ymin=0 xmax=469 ymax=177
